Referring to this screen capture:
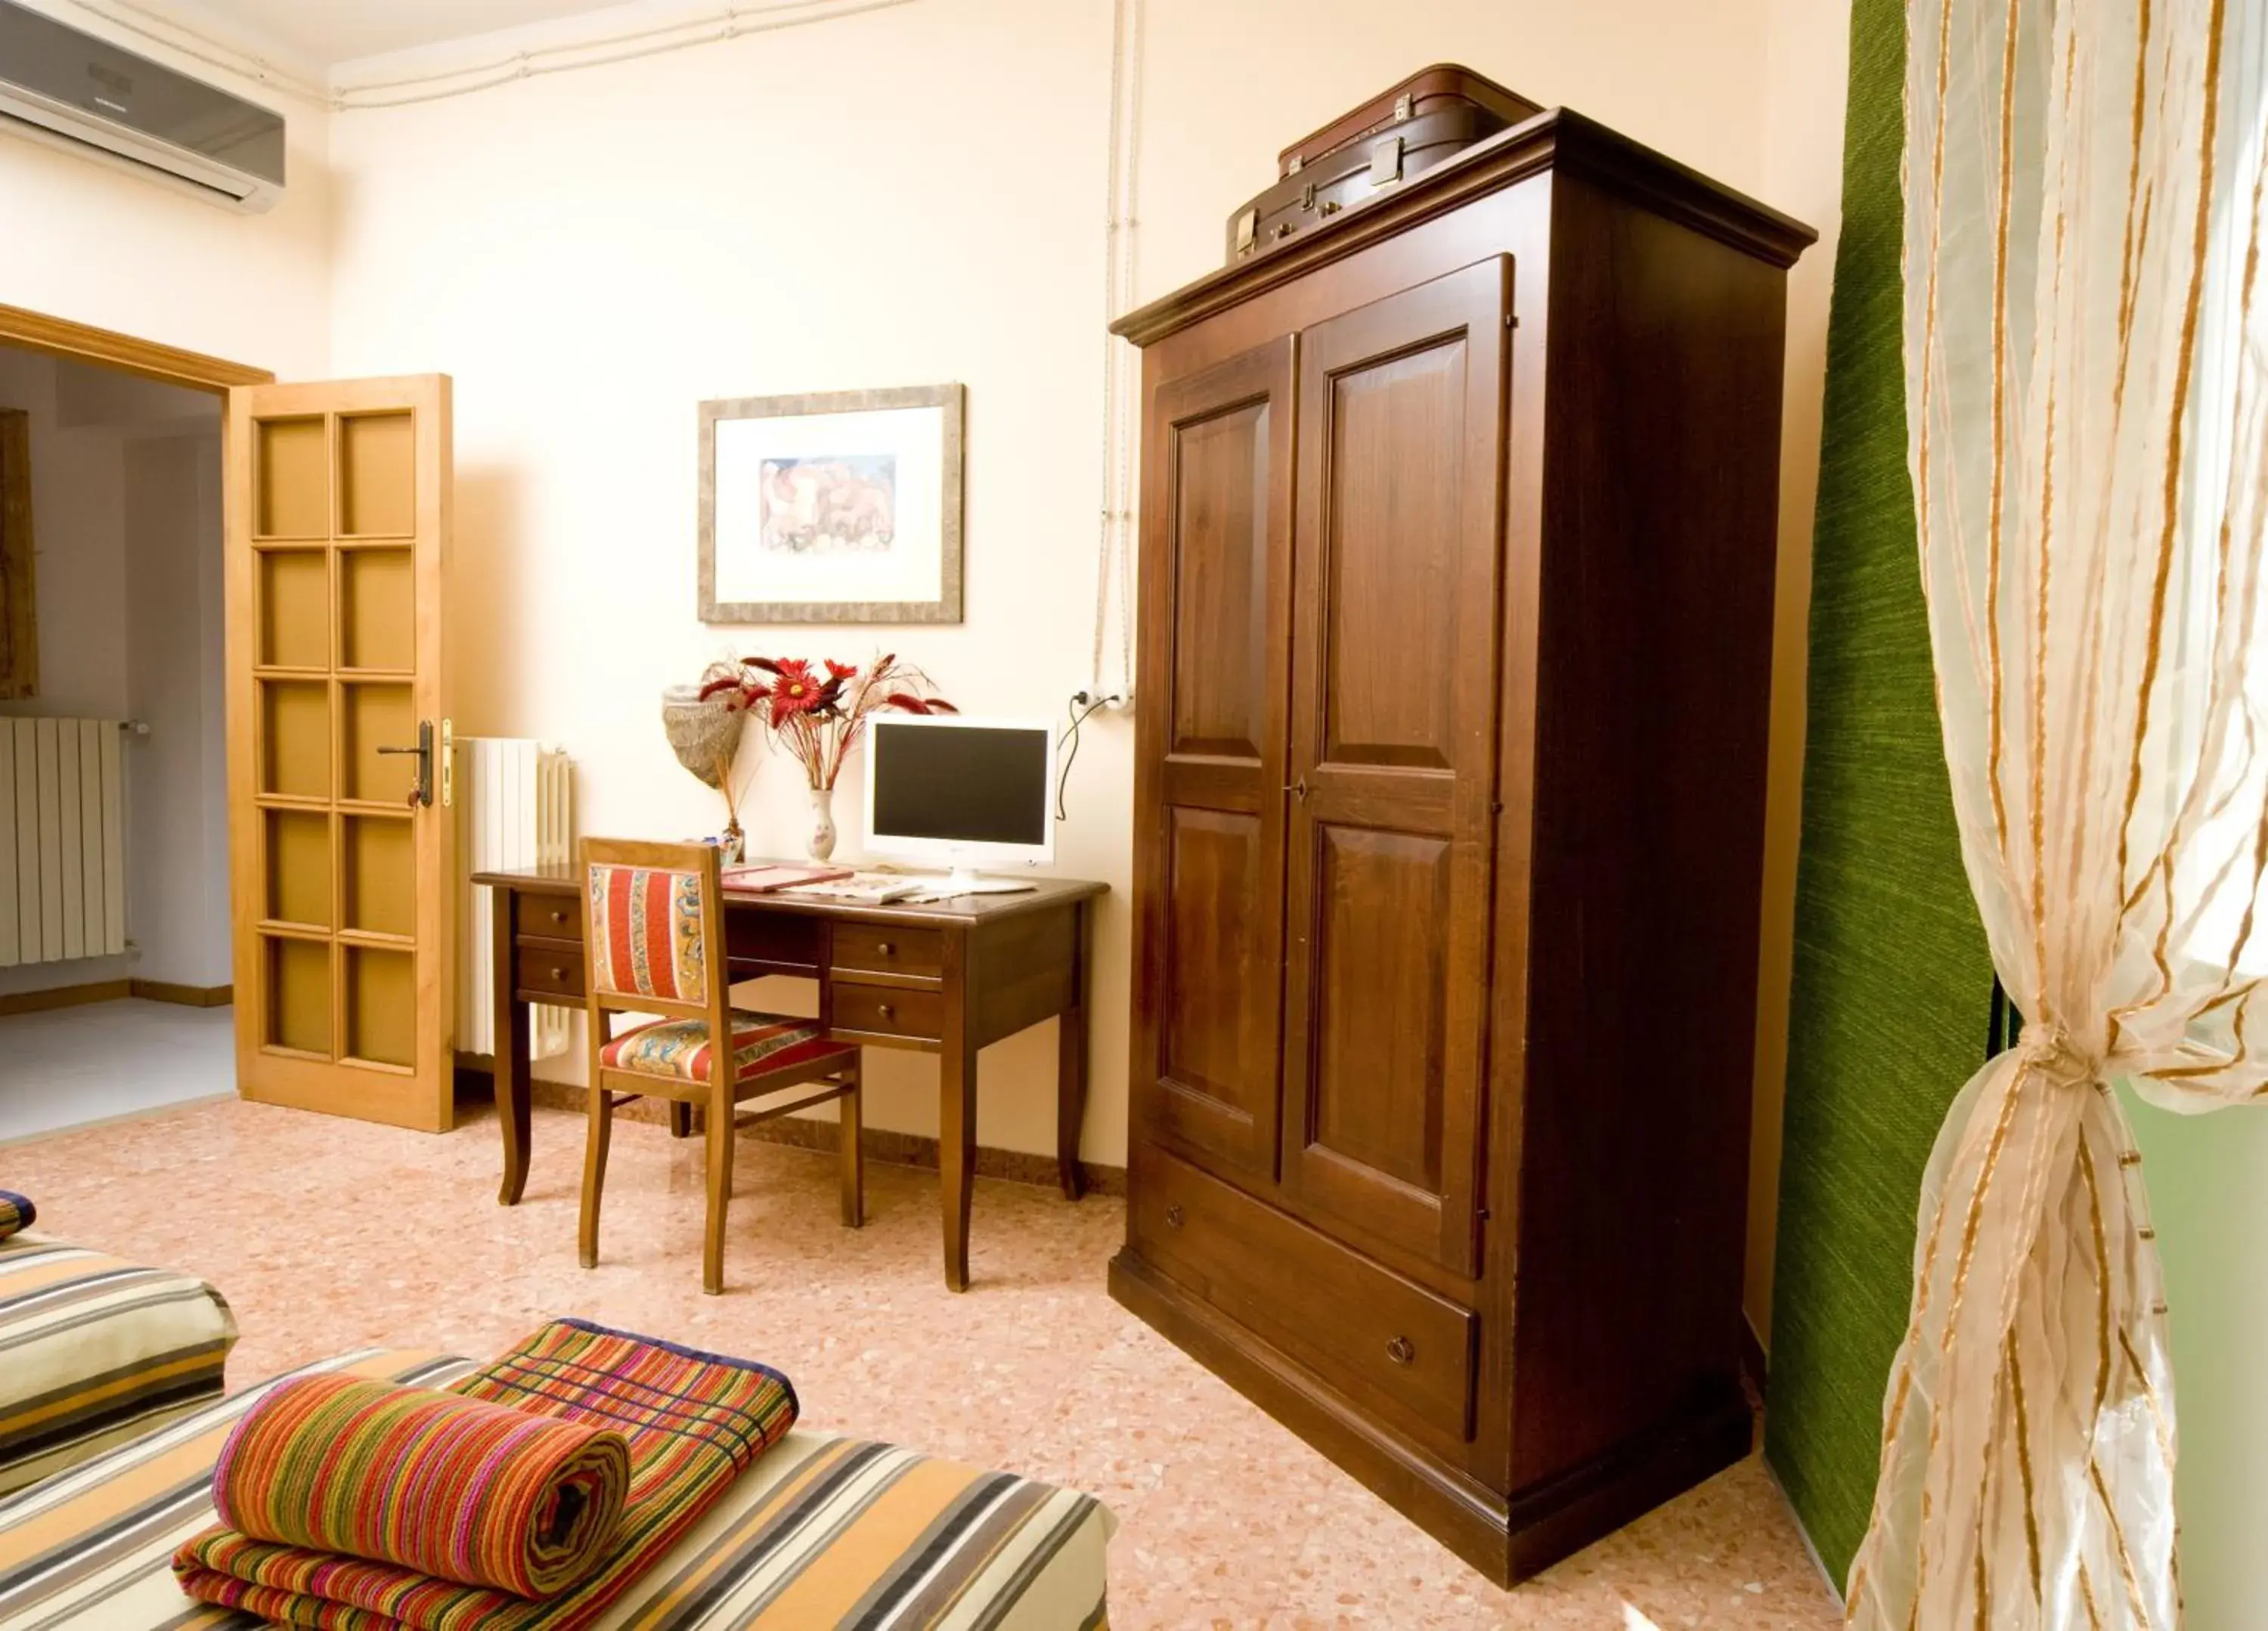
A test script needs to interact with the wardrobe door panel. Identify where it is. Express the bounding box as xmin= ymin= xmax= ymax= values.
xmin=1133 ymin=337 xmax=1297 ymax=1180
xmin=1283 ymin=258 xmax=1510 ymax=1278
